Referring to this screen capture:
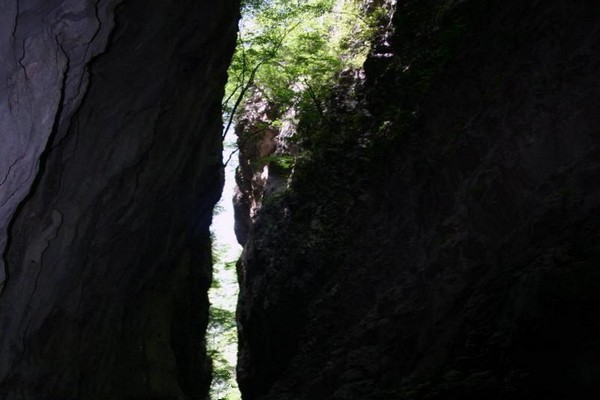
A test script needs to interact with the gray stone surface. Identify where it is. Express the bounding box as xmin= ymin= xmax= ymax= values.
xmin=0 ymin=0 xmax=238 ymax=398
xmin=0 ymin=0 xmax=116 ymax=289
